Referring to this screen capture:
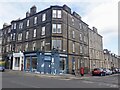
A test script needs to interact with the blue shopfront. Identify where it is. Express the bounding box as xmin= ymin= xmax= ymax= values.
xmin=23 ymin=51 xmax=68 ymax=75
